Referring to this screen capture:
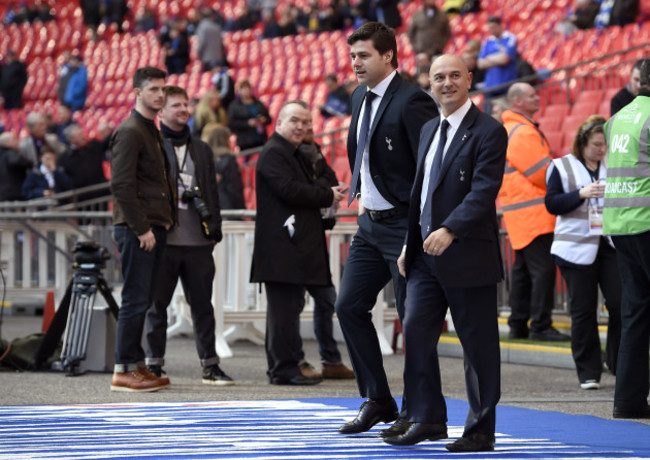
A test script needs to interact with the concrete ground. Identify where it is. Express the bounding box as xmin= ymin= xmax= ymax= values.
xmin=0 ymin=313 xmax=647 ymax=428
